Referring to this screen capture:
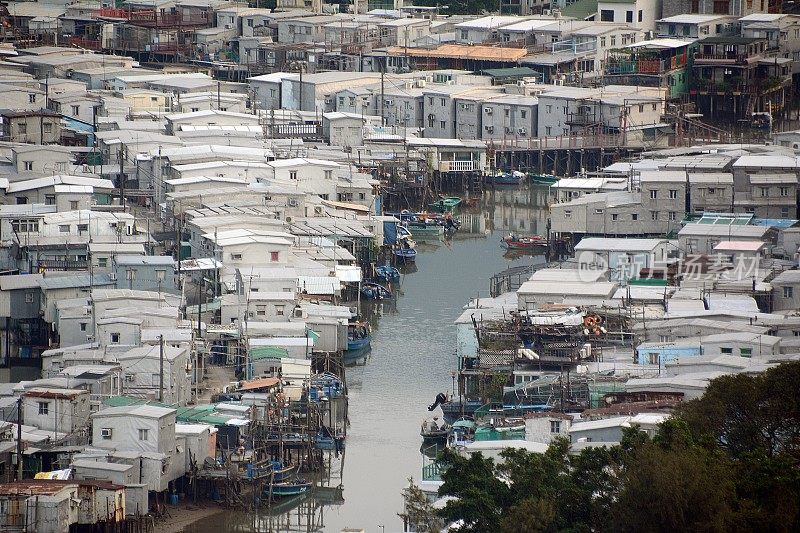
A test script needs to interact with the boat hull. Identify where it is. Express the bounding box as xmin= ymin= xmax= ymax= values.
xmin=266 ymin=482 xmax=312 ymax=498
